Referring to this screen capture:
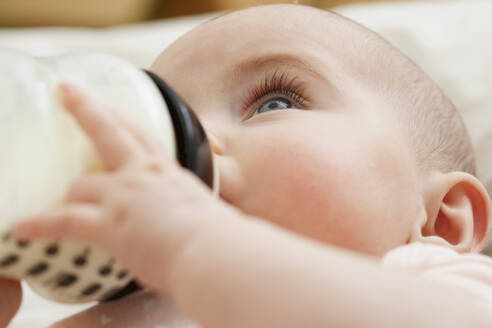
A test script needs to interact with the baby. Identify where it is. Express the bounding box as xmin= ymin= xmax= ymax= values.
xmin=2 ymin=4 xmax=492 ymax=327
